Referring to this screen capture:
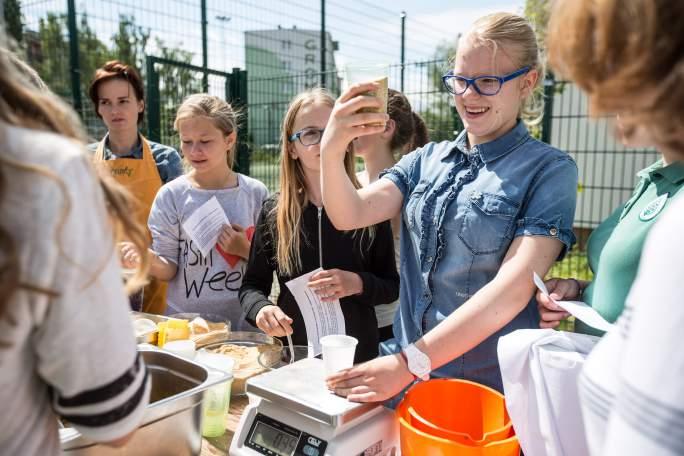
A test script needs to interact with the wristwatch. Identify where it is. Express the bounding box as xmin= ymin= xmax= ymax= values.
xmin=402 ymin=343 xmax=431 ymax=381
